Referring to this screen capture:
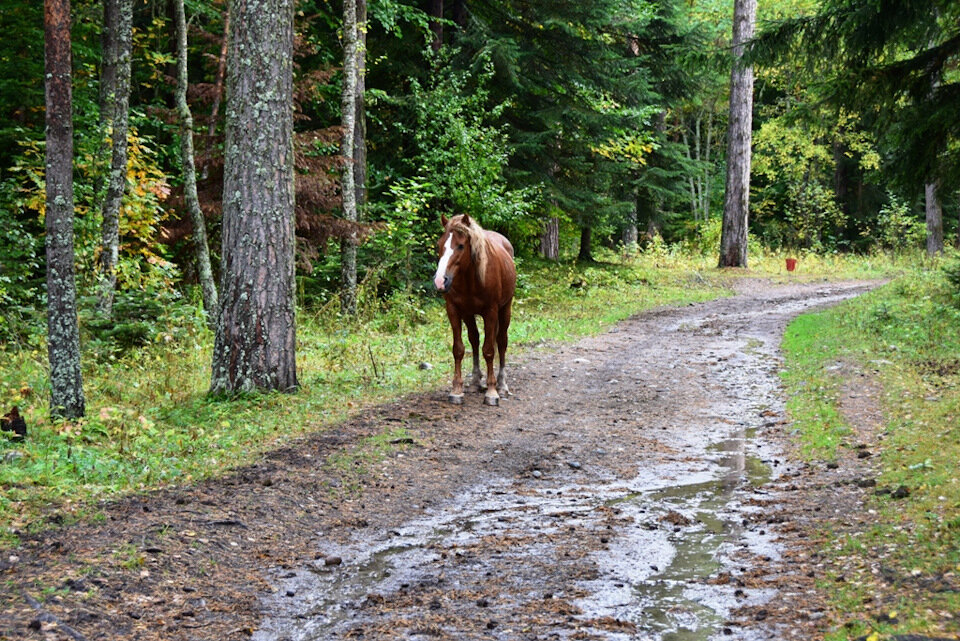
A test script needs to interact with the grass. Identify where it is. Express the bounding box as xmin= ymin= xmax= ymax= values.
xmin=780 ymin=253 xmax=960 ymax=639
xmin=0 ymin=246 xmax=909 ymax=546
